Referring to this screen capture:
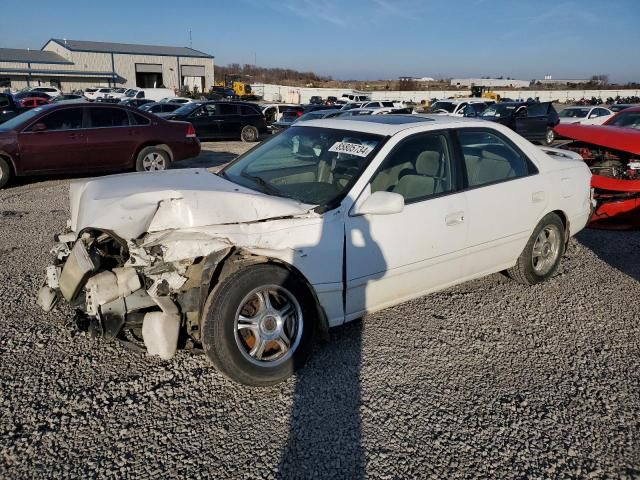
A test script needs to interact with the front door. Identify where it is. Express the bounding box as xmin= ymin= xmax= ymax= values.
xmin=455 ymin=128 xmax=546 ymax=277
xmin=18 ymin=107 xmax=87 ymax=173
xmin=345 ymin=131 xmax=468 ymax=320
xmin=188 ymin=104 xmax=220 ymax=139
